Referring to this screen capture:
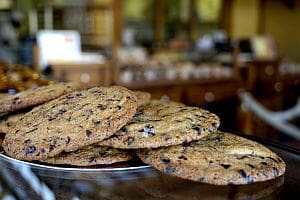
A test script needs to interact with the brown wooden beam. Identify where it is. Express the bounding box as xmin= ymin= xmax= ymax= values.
xmin=112 ymin=0 xmax=122 ymax=83
xmin=154 ymin=0 xmax=165 ymax=47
